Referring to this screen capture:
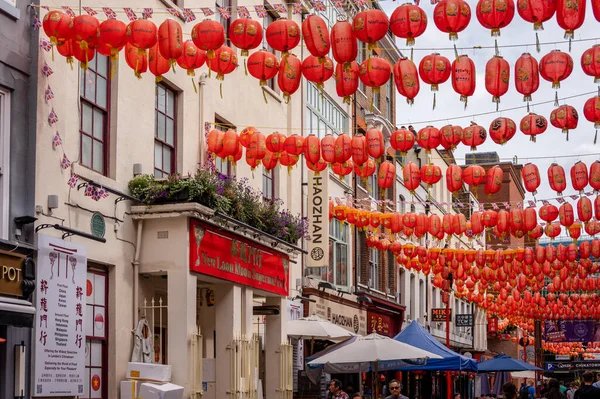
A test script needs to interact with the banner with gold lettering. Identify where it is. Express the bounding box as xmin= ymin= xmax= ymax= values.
xmin=307 ymin=170 xmax=329 ymax=269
